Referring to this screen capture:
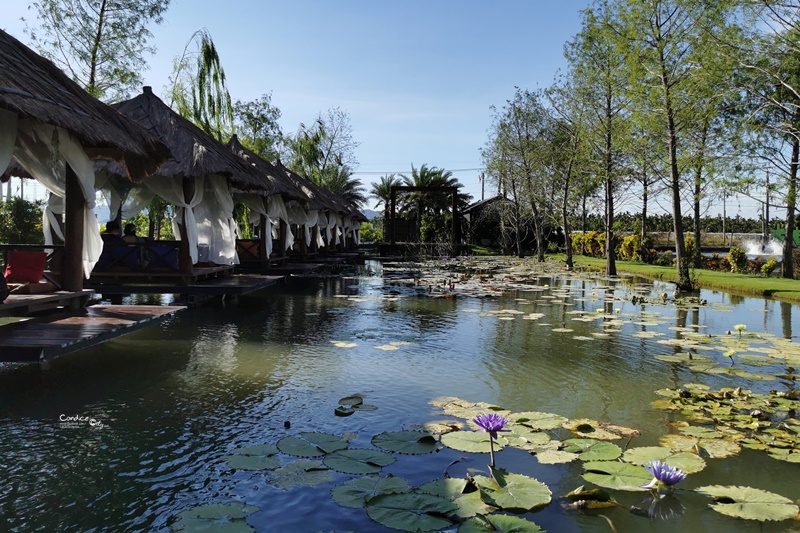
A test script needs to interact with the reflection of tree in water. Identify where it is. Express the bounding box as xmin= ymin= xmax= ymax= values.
xmin=781 ymin=301 xmax=793 ymax=339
